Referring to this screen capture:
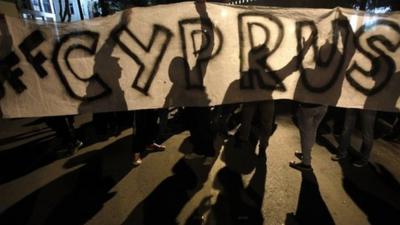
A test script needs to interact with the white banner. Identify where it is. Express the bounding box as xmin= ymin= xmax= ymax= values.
xmin=0 ymin=2 xmax=399 ymax=118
